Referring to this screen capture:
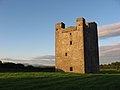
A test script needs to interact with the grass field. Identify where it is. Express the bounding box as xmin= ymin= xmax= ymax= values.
xmin=0 ymin=70 xmax=120 ymax=90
